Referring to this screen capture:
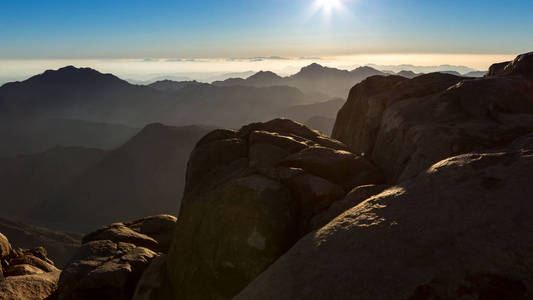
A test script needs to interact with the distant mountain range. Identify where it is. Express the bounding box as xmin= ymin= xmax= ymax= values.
xmin=0 ymin=64 xmax=487 ymax=158
xmin=213 ymin=64 xmax=386 ymax=98
xmin=0 ymin=66 xmax=332 ymax=129
xmin=0 ymin=123 xmax=212 ymax=232
xmin=366 ymin=63 xmax=483 ymax=75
